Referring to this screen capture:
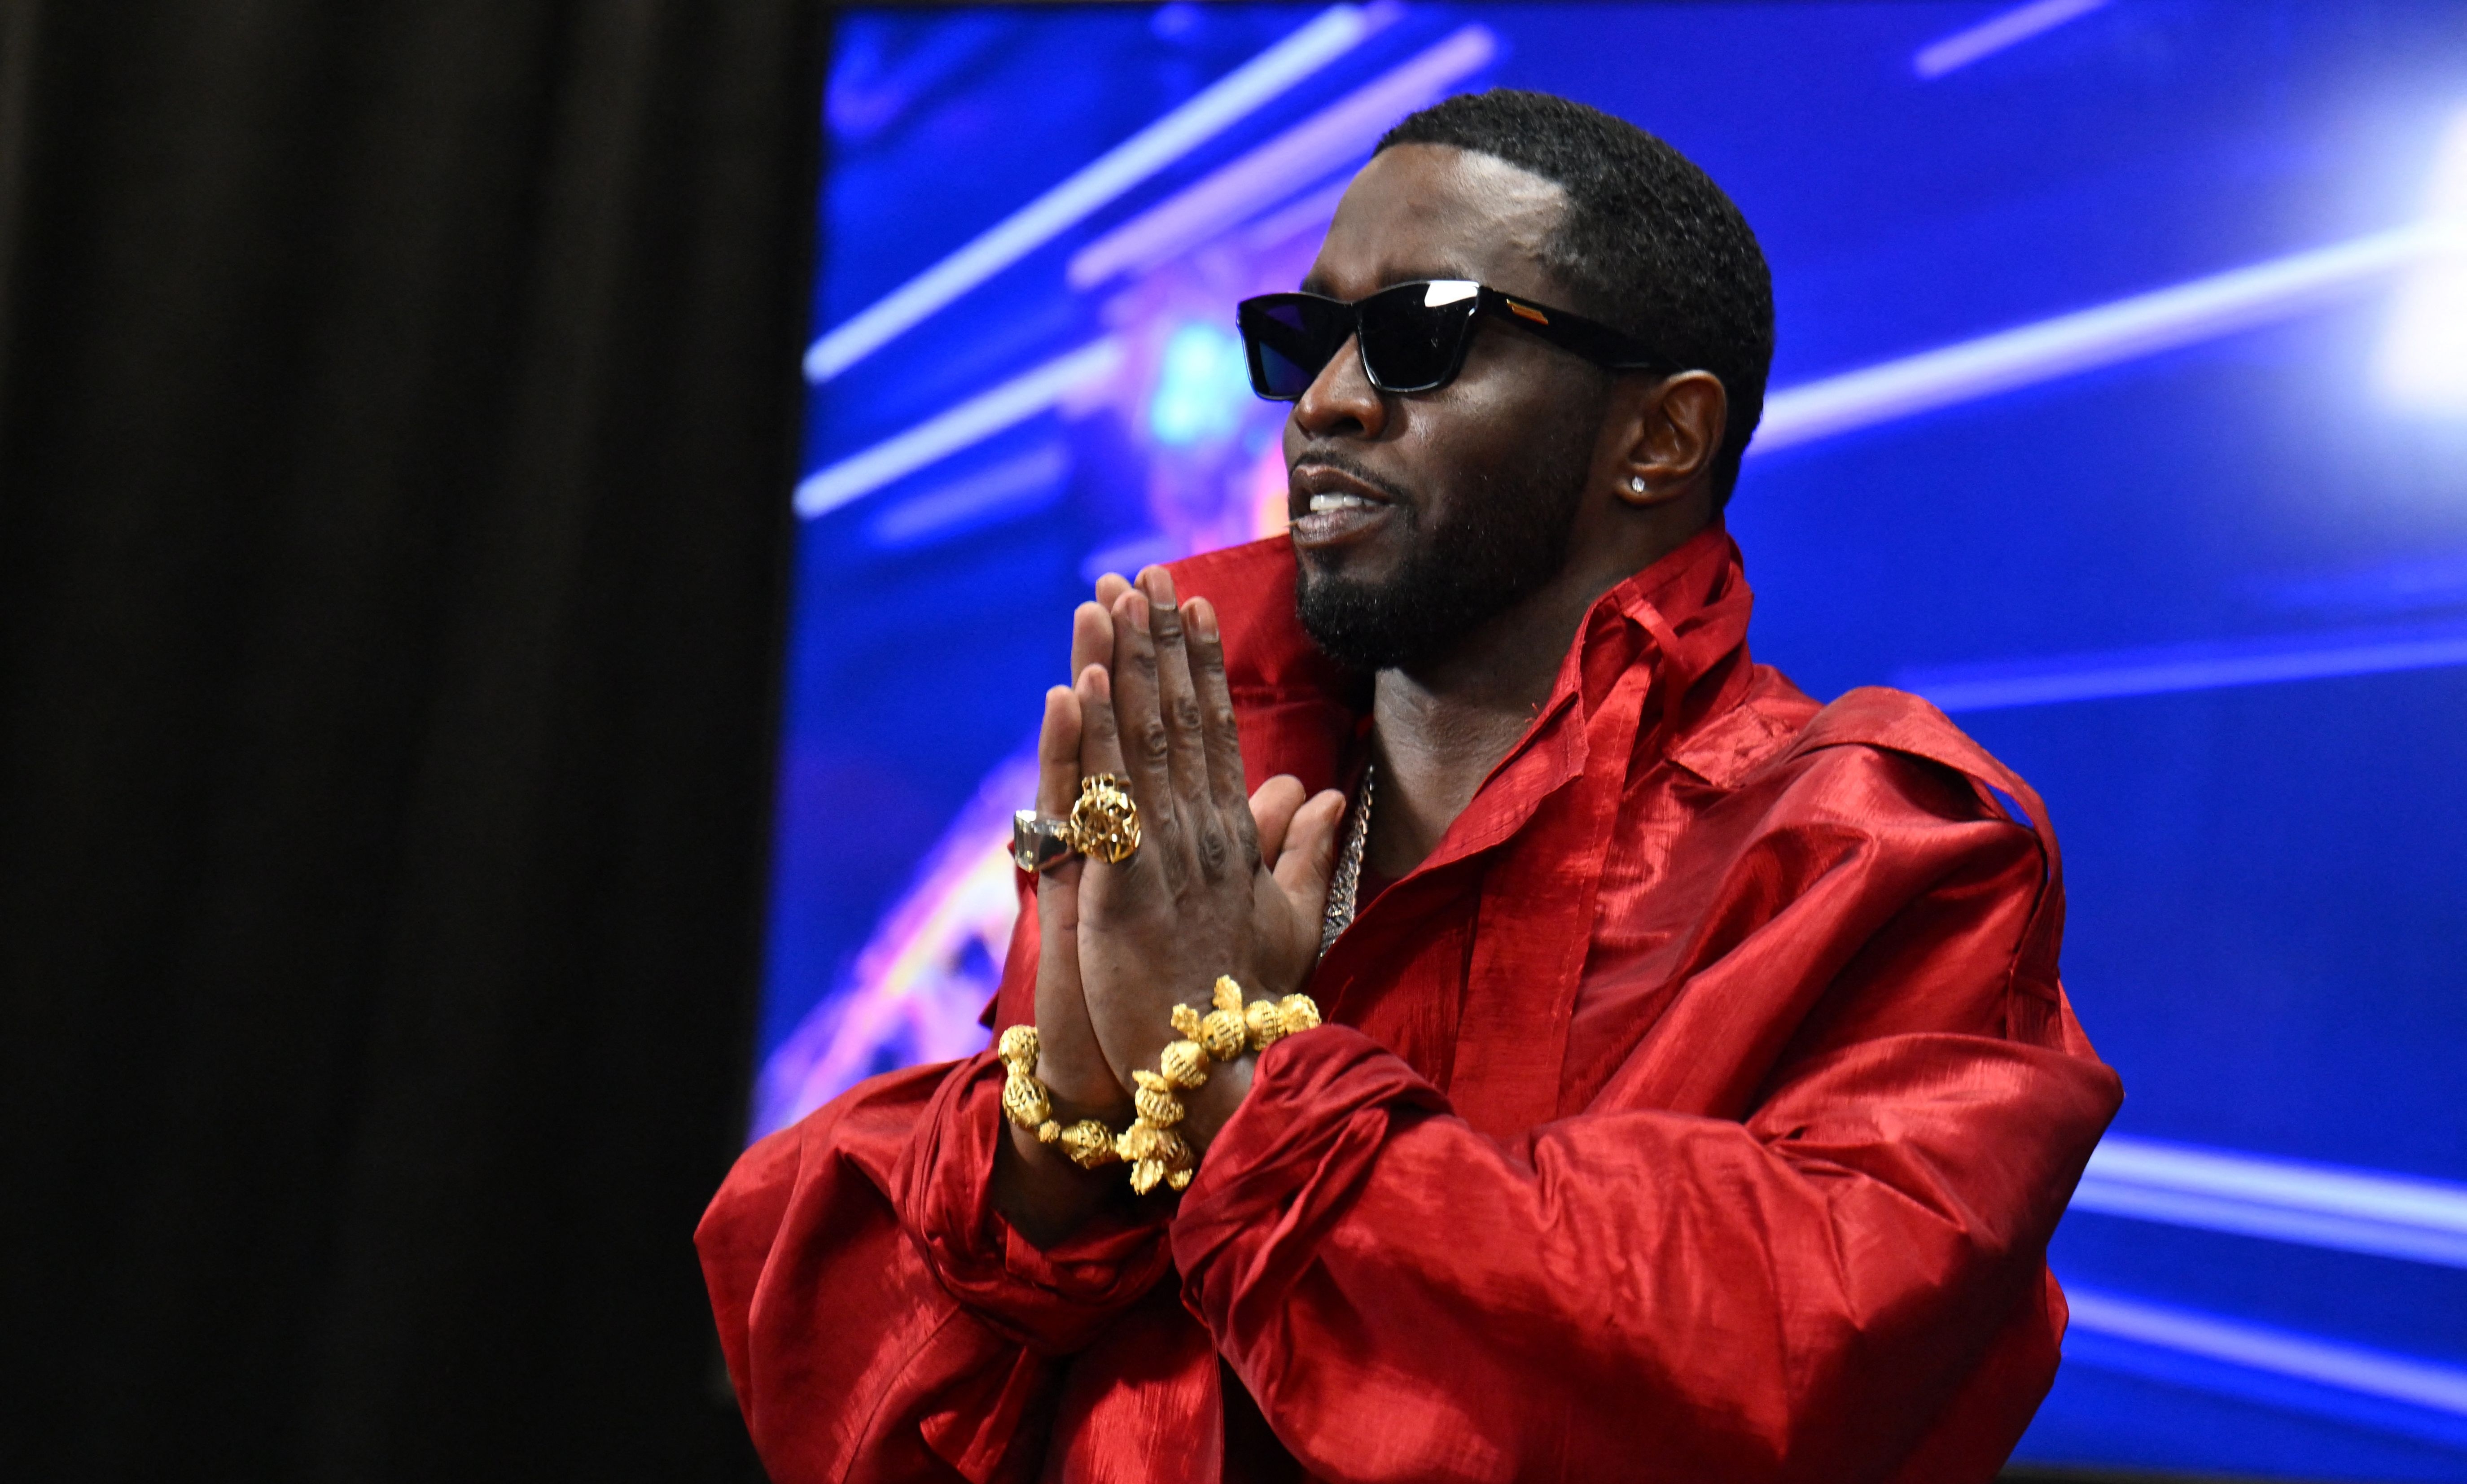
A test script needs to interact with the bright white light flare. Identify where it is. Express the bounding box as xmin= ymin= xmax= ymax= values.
xmin=2378 ymin=109 xmax=2467 ymax=412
